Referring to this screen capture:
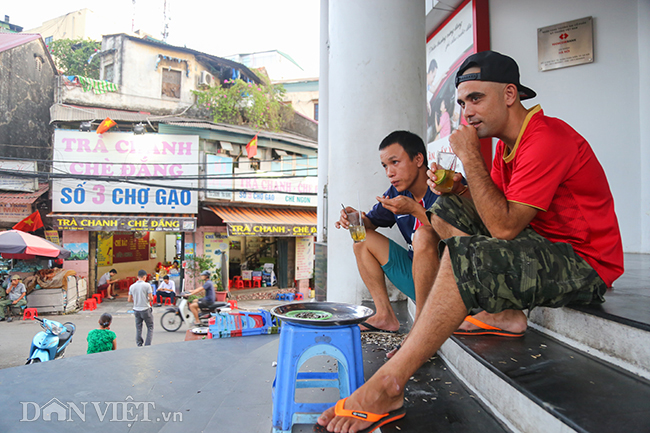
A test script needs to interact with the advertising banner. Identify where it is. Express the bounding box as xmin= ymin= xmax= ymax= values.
xmin=205 ymin=154 xmax=234 ymax=200
xmin=97 ymin=233 xmax=113 ymax=266
xmin=52 ymin=214 xmax=197 ymax=232
xmin=234 ymin=175 xmax=318 ymax=207
xmin=52 ymin=130 xmax=199 ymax=214
xmin=227 ymin=223 xmax=316 ymax=237
xmin=0 ymin=160 xmax=38 ymax=192
xmin=426 ymin=0 xmax=474 ymax=168
xmin=295 ymin=236 xmax=314 ymax=280
xmin=425 ymin=0 xmax=491 ymax=169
